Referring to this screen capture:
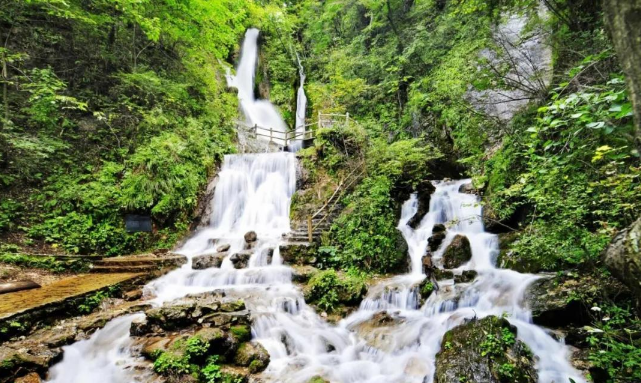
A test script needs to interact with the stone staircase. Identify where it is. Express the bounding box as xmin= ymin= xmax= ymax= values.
xmin=284 ymin=192 xmax=342 ymax=243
